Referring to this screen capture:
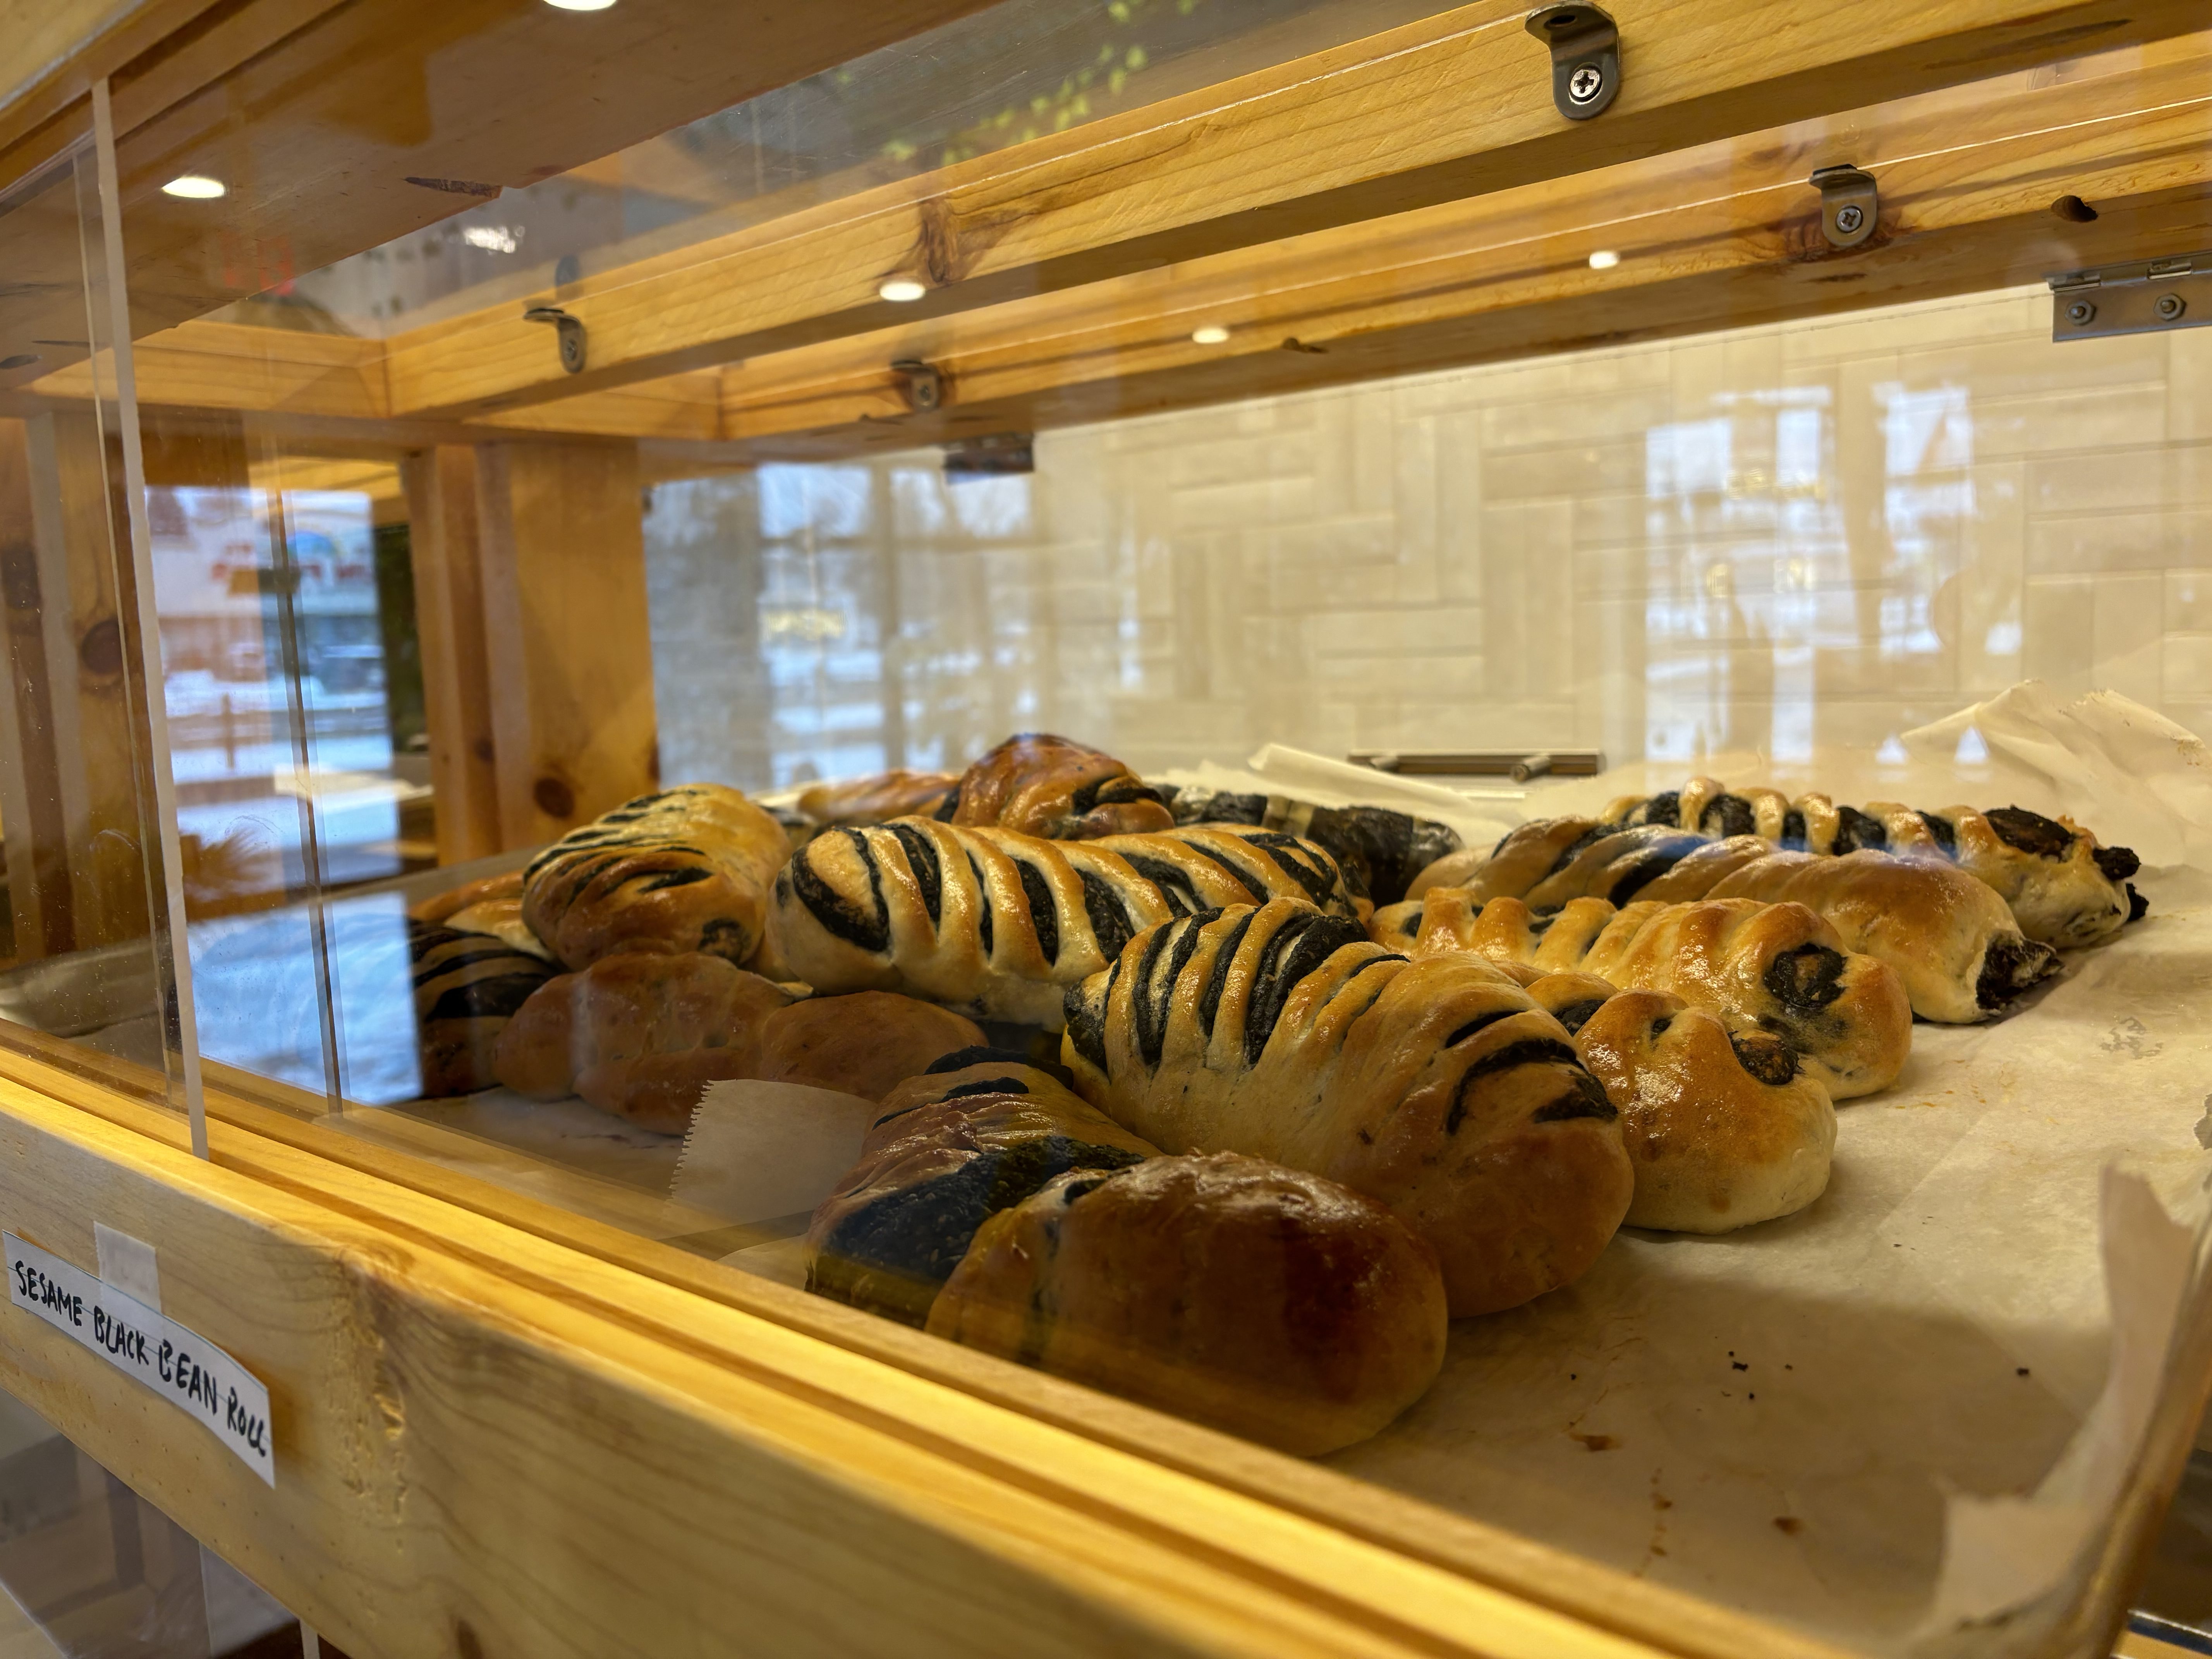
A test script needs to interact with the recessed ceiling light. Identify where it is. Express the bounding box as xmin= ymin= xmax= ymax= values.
xmin=544 ymin=0 xmax=616 ymax=10
xmin=161 ymin=175 xmax=225 ymax=199
xmin=1588 ymin=249 xmax=1621 ymax=270
xmin=1190 ymin=324 xmax=1231 ymax=345
xmin=879 ymin=278 xmax=927 ymax=303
